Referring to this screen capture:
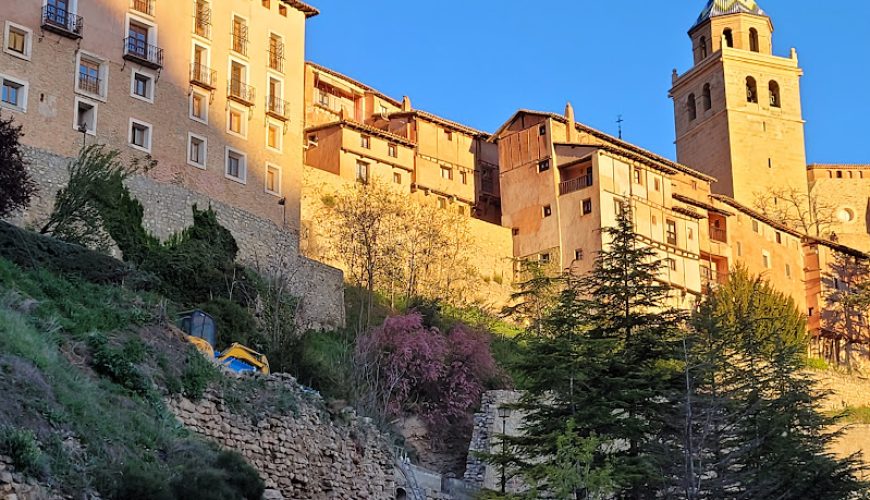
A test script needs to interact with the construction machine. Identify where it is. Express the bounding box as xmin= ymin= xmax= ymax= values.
xmin=177 ymin=310 xmax=270 ymax=375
